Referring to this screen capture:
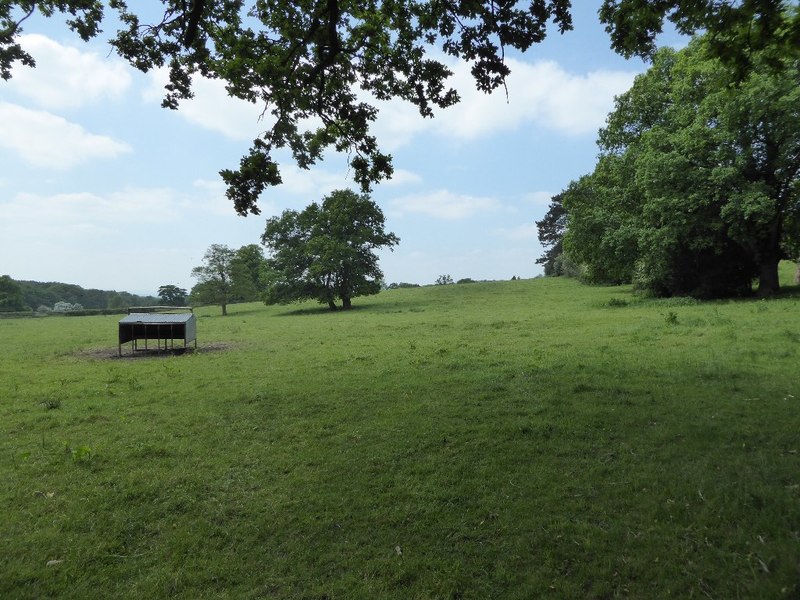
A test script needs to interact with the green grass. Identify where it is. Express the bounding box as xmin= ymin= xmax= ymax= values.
xmin=2 ymin=268 xmax=800 ymax=598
